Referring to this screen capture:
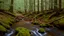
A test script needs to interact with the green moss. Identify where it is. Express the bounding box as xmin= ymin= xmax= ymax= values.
xmin=53 ymin=18 xmax=64 ymax=28
xmin=40 ymin=24 xmax=47 ymax=27
xmin=0 ymin=25 xmax=7 ymax=32
xmin=32 ymin=21 xmax=39 ymax=25
xmin=59 ymin=18 xmax=64 ymax=24
xmin=53 ymin=18 xmax=64 ymax=25
xmin=0 ymin=14 xmax=14 ymax=24
xmin=40 ymin=23 xmax=51 ymax=27
xmin=38 ymin=28 xmax=45 ymax=33
xmin=15 ymin=27 xmax=31 ymax=36
xmin=0 ymin=14 xmax=14 ymax=28
xmin=1 ymin=17 xmax=13 ymax=25
xmin=2 ymin=23 xmax=10 ymax=28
